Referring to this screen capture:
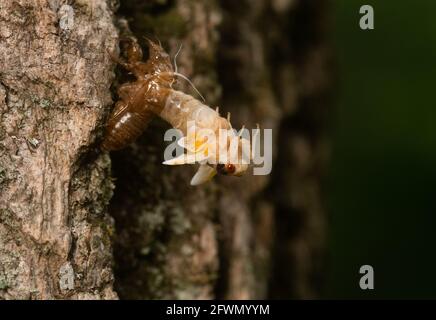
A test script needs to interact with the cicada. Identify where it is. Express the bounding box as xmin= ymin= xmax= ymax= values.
xmin=102 ymin=38 xmax=255 ymax=185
